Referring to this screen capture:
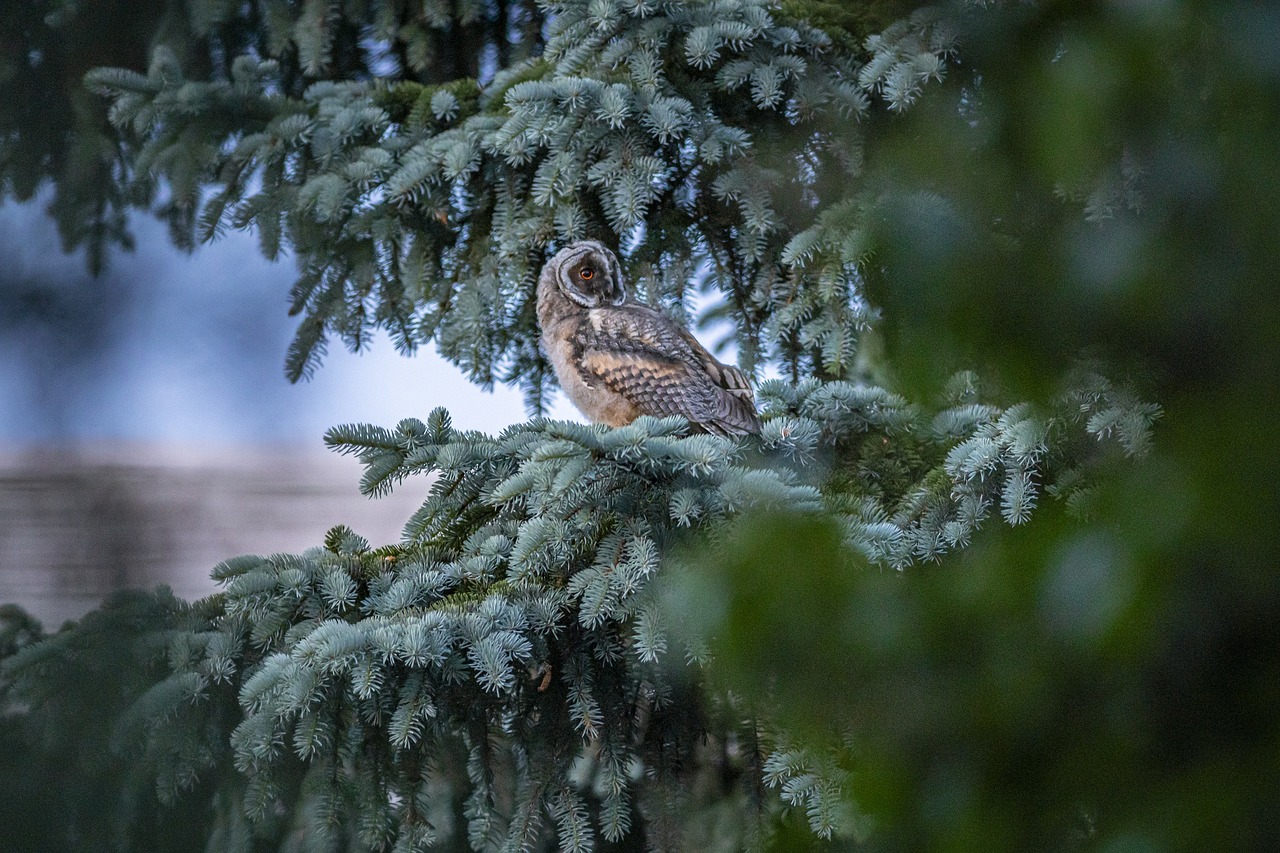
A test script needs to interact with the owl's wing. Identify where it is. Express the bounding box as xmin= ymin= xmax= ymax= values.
xmin=672 ymin=326 xmax=758 ymax=407
xmin=580 ymin=306 xmax=761 ymax=436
